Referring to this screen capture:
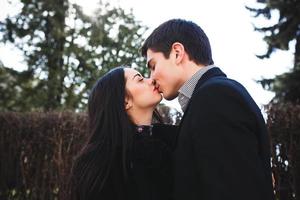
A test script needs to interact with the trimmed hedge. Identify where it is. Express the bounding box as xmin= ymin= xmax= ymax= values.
xmin=0 ymin=112 xmax=87 ymax=200
xmin=267 ymin=103 xmax=300 ymax=200
xmin=0 ymin=103 xmax=299 ymax=200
